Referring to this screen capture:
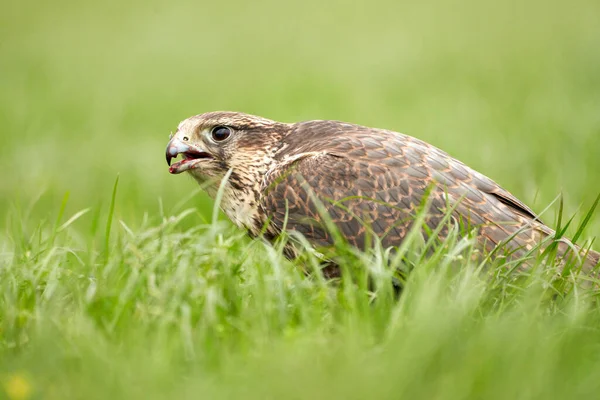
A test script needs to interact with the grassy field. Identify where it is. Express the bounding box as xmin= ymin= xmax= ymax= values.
xmin=2 ymin=0 xmax=600 ymax=398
